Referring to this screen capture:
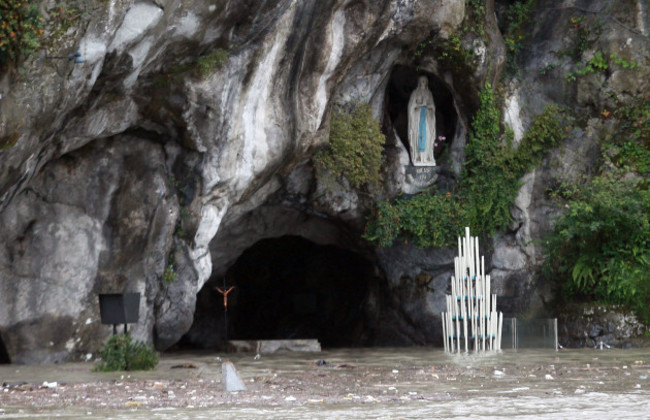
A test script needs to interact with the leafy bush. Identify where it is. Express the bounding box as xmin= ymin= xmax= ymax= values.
xmin=95 ymin=334 xmax=158 ymax=372
xmin=502 ymin=0 xmax=535 ymax=74
xmin=365 ymin=85 xmax=568 ymax=248
xmin=611 ymin=100 xmax=650 ymax=175
xmin=465 ymin=0 xmax=487 ymax=36
xmin=544 ymin=99 xmax=650 ymax=323
xmin=0 ymin=0 xmax=43 ymax=69
xmin=568 ymin=16 xmax=590 ymax=60
xmin=415 ymin=33 xmax=474 ymax=77
xmin=543 ymin=173 xmax=650 ymax=323
xmin=316 ymin=103 xmax=385 ymax=190
xmin=195 ymin=48 xmax=228 ymax=78
xmin=164 ymin=261 xmax=177 ymax=283
xmin=435 ymin=34 xmax=473 ymax=71
xmin=566 ymin=51 xmax=639 ymax=82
